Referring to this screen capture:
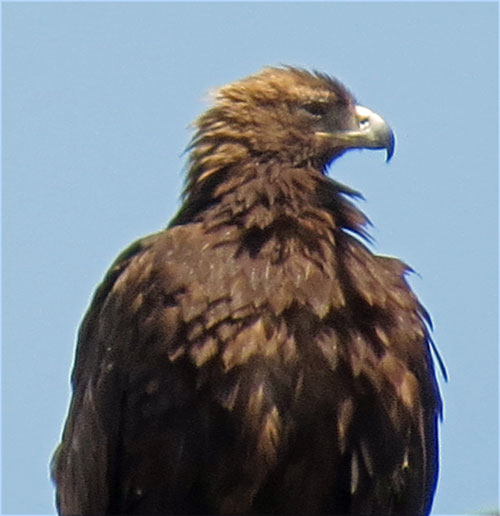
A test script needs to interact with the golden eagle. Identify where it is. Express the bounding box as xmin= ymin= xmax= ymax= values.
xmin=52 ymin=67 xmax=442 ymax=515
